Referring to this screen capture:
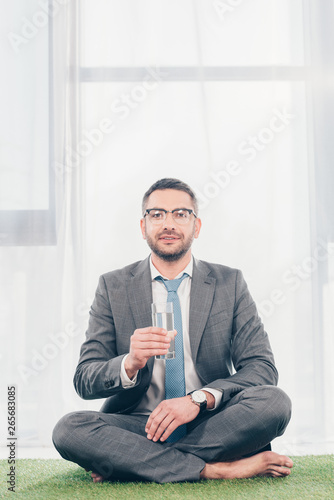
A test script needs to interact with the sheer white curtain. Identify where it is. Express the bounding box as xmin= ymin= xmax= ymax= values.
xmin=1 ymin=0 xmax=88 ymax=450
xmin=1 ymin=0 xmax=333 ymax=454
